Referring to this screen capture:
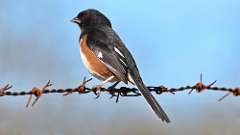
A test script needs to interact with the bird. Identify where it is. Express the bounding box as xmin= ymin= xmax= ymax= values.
xmin=71 ymin=9 xmax=170 ymax=123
